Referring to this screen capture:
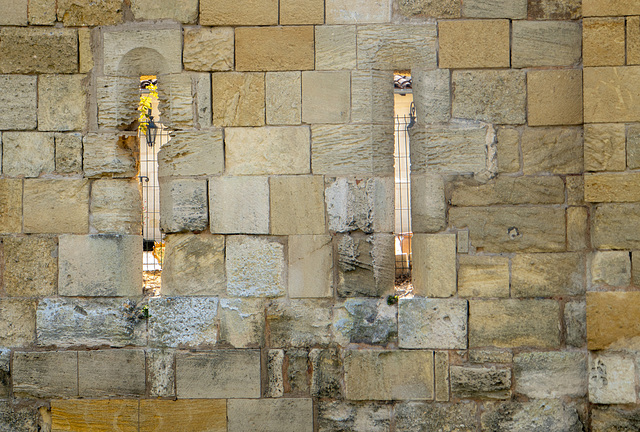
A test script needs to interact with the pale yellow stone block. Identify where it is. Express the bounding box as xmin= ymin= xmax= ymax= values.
xmin=584 ymin=123 xmax=626 ymax=172
xmin=0 ymin=0 xmax=26 ymax=25
xmin=270 ymin=176 xmax=326 ymax=235
xmin=583 ymin=0 xmax=640 ymax=17
xmin=527 ymin=69 xmax=582 ymax=126
xmin=200 ymin=0 xmax=278 ymax=25
xmin=412 ymin=233 xmax=457 ymax=298
xmin=326 ymin=0 xmax=390 ymax=23
xmin=212 ymin=72 xmax=264 ymax=127
xmin=78 ymin=28 xmax=94 ymax=73
xmin=567 ymin=207 xmax=589 ymax=251
xmin=315 ymin=26 xmax=357 ymax=70
xmin=280 ymin=0 xmax=323 ymax=24
xmin=583 ymin=17 xmax=625 ymax=67
xmin=28 ymin=0 xmax=55 ymax=24
xmin=628 ymin=16 xmax=640 ymax=65
xmin=302 ymin=71 xmax=350 ymax=124
xmin=438 ymin=19 xmax=510 ymax=69
xmin=288 ymin=235 xmax=333 ymax=298
xmin=266 ymin=72 xmax=302 ymax=125
xmin=0 ymin=179 xmax=22 ymax=234
xmin=584 ymin=66 xmax=640 ymax=123
xmin=458 ymin=255 xmax=509 ymax=298
xmin=585 ymin=172 xmax=640 ymax=203
xmin=24 ymin=180 xmax=89 ymax=234
xmin=184 ymin=27 xmax=234 ymax=72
